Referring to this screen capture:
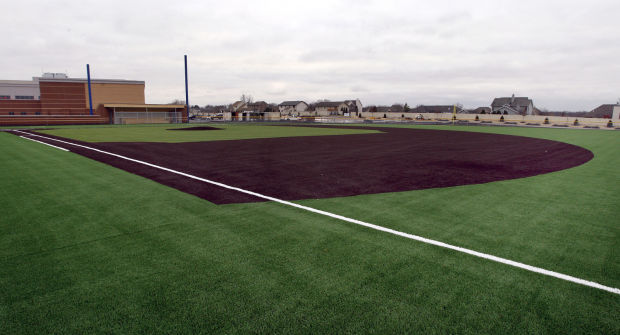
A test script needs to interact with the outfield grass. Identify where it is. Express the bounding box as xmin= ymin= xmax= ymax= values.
xmin=35 ymin=123 xmax=380 ymax=143
xmin=0 ymin=124 xmax=618 ymax=334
